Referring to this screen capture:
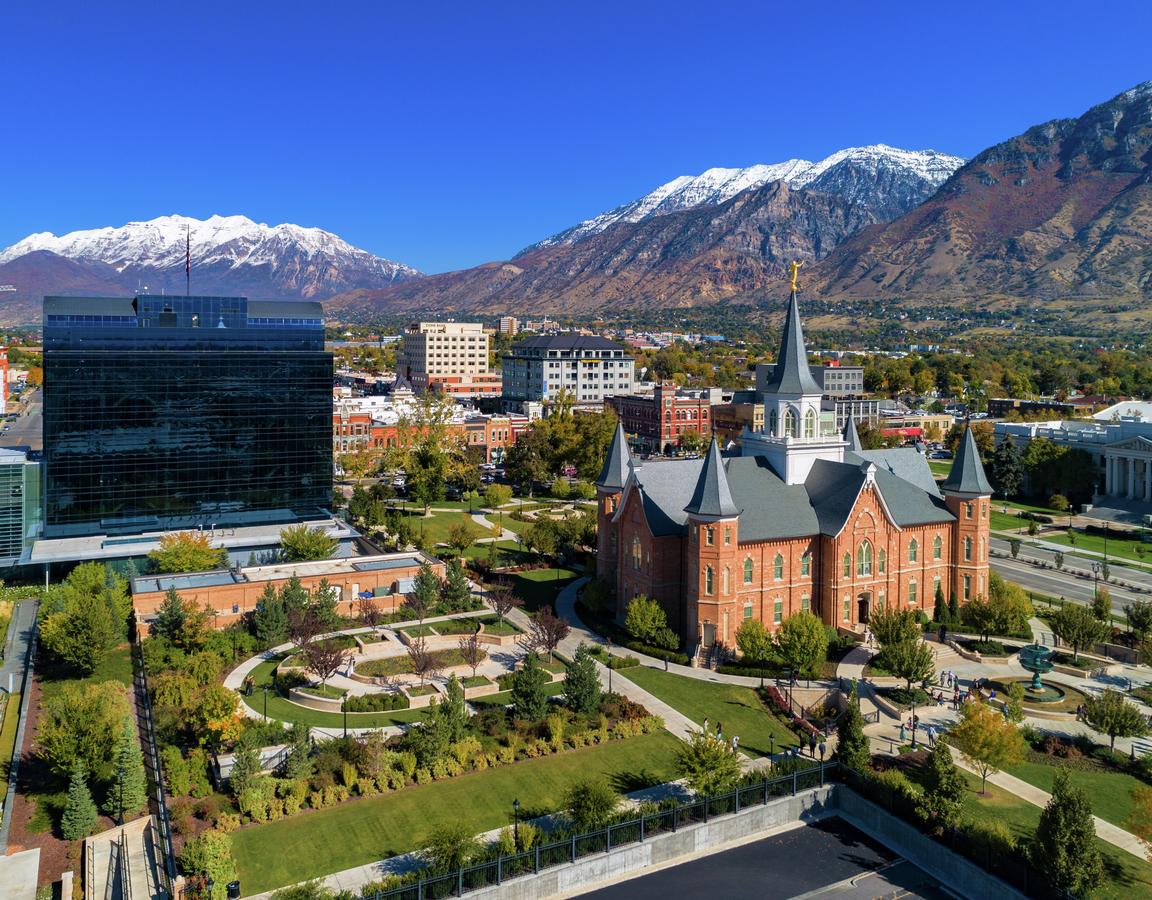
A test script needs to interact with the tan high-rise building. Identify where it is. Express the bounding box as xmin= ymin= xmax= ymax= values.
xmin=398 ymin=322 xmax=502 ymax=397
